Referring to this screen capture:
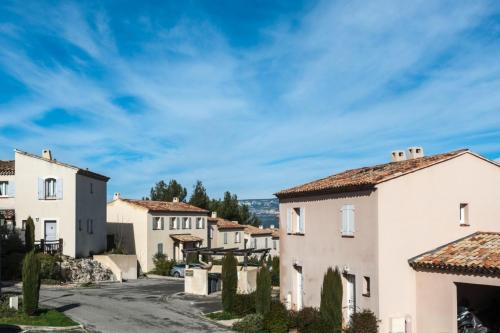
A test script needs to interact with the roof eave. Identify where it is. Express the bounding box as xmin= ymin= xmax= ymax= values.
xmin=275 ymin=183 xmax=376 ymax=200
